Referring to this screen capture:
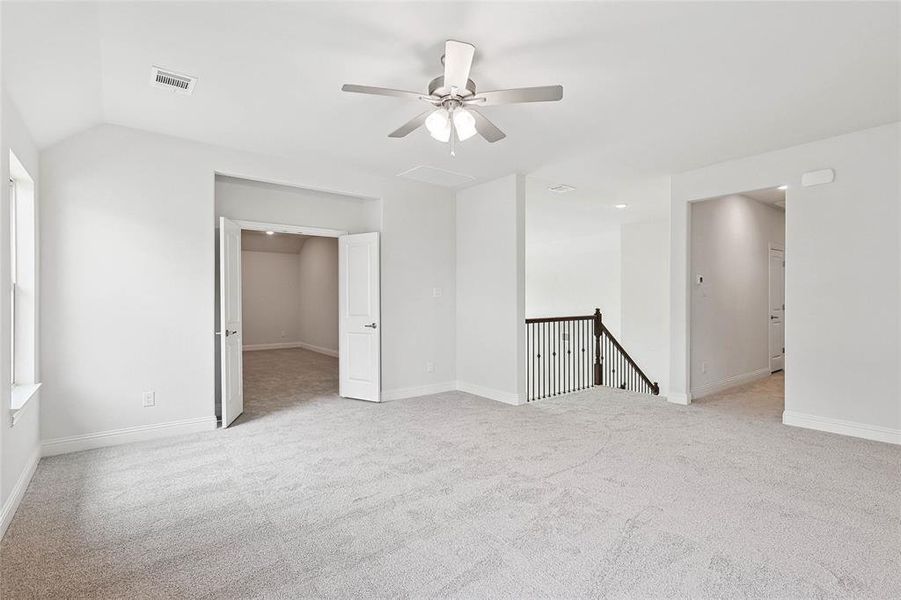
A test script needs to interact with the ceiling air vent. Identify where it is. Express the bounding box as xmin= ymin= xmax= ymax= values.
xmin=548 ymin=184 xmax=576 ymax=194
xmin=150 ymin=66 xmax=197 ymax=95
